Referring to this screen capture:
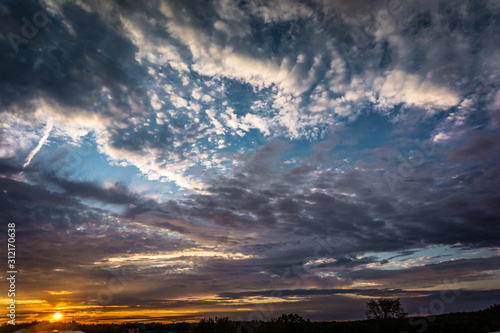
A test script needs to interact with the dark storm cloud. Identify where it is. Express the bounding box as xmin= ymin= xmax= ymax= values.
xmin=96 ymin=129 xmax=500 ymax=284
xmin=42 ymin=172 xmax=139 ymax=204
xmin=448 ymin=131 xmax=500 ymax=163
xmin=0 ymin=173 xmax=189 ymax=291
xmin=339 ymin=255 xmax=500 ymax=287
xmin=166 ymin=138 xmax=500 ymax=257
xmin=0 ymin=0 xmax=145 ymax=115
xmin=0 ymin=158 xmax=24 ymax=174
xmin=0 ymin=174 xmax=81 ymax=212
xmin=217 ymin=288 xmax=420 ymax=299
xmin=0 ymin=175 xmax=117 ymax=276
